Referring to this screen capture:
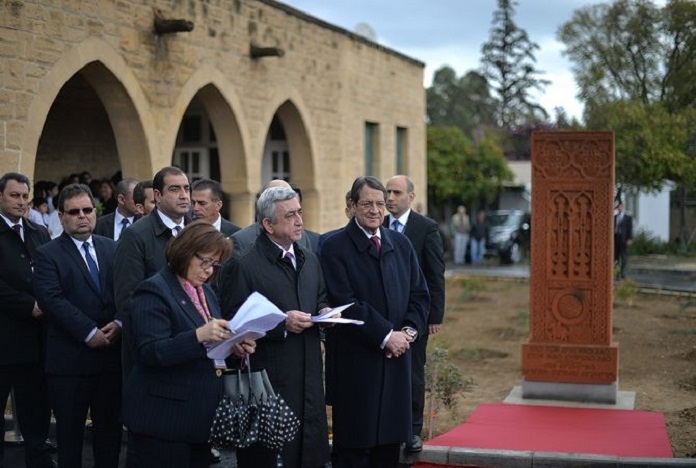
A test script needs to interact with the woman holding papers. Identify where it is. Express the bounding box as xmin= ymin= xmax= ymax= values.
xmin=123 ymin=222 xmax=255 ymax=468
xmin=219 ymin=186 xmax=331 ymax=468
